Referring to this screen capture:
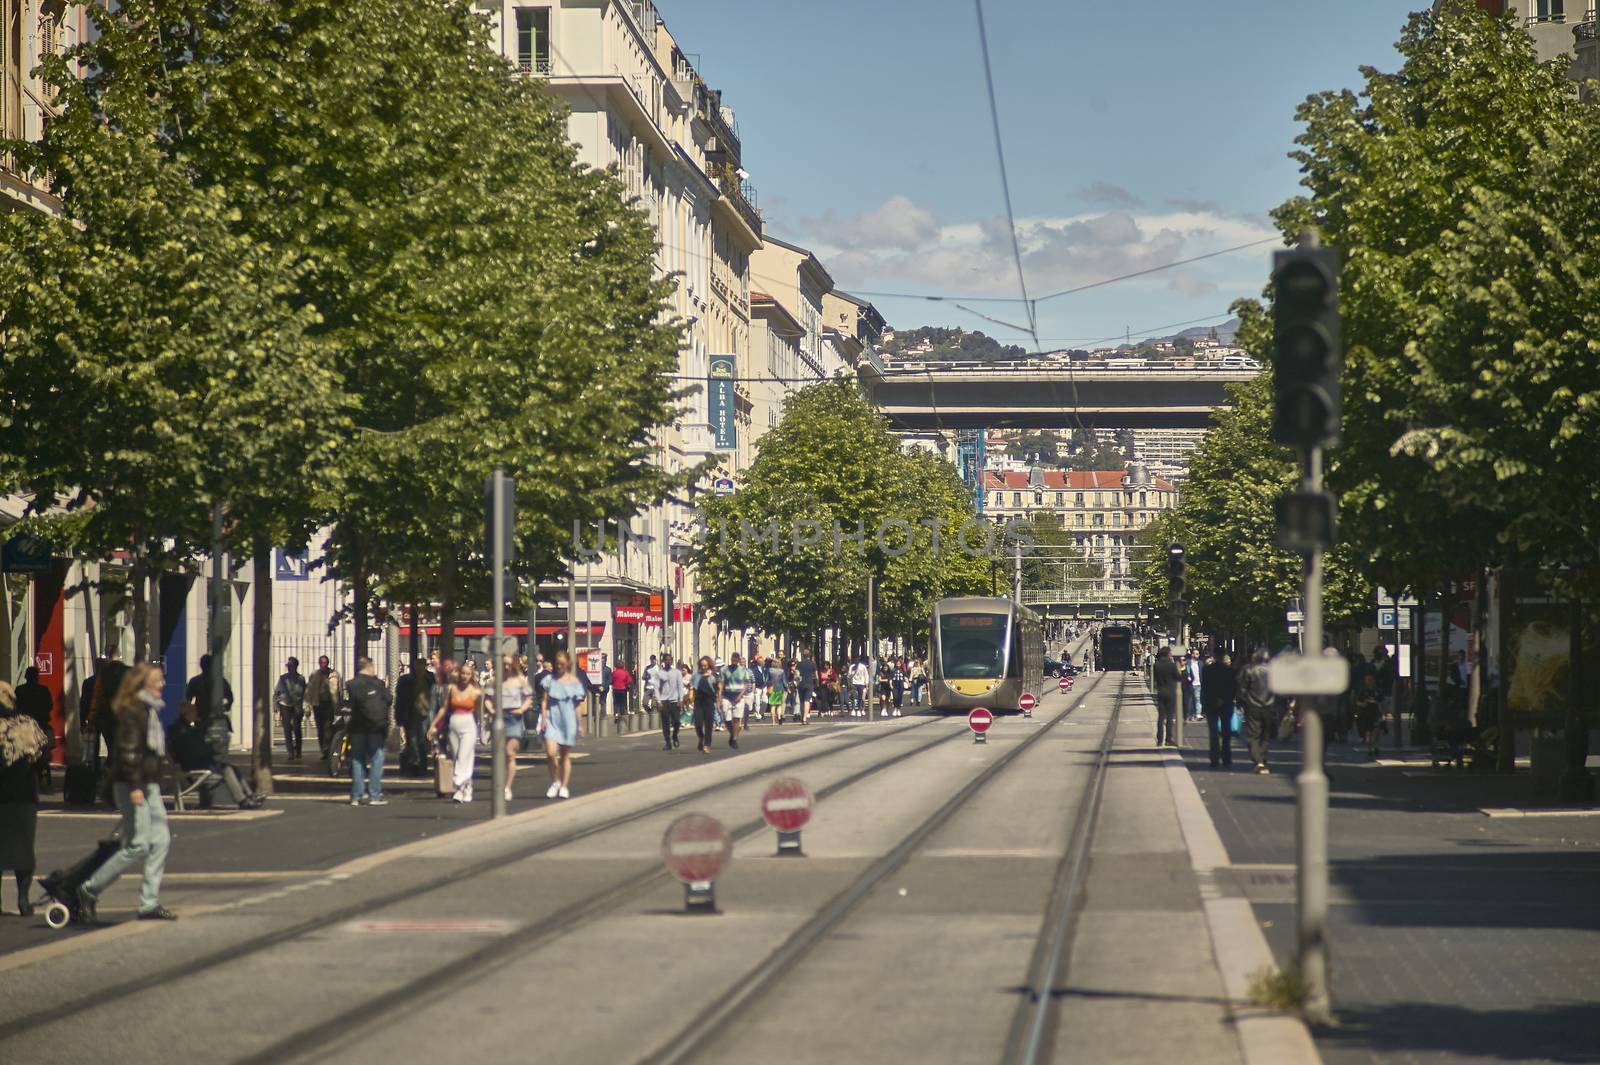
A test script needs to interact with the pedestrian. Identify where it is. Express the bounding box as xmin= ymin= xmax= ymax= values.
xmin=429 ymin=663 xmax=481 ymax=803
xmin=78 ymin=663 xmax=177 ymax=923
xmin=797 ymin=648 xmax=818 ymax=725
xmin=910 ymin=657 xmax=926 ymax=706
xmin=1201 ymin=648 xmax=1237 ymax=768
xmin=655 ymin=651 xmax=684 ymax=750
xmin=1152 ymin=646 xmax=1181 ymax=747
xmin=166 ymin=700 xmax=264 ymax=808
xmin=1354 ymin=672 xmax=1383 ymax=758
xmin=610 ymin=658 xmax=633 ymax=725
xmin=1238 ymin=649 xmax=1275 ymax=773
xmin=891 ymin=658 xmax=907 ymax=716
xmin=692 ymin=656 xmax=719 ymax=753
xmin=395 ymin=658 xmax=432 ymax=775
xmin=273 ymin=657 xmax=307 ymax=762
xmin=719 ymin=653 xmax=749 ymax=749
xmin=1373 ymin=645 xmax=1398 ymax=745
xmin=537 ymin=650 xmax=586 ymax=798
xmin=817 ymin=661 xmax=836 ymax=715
xmin=1 ymin=681 xmax=51 ymax=916
xmin=498 ymin=654 xmax=533 ymax=801
xmin=748 ymin=655 xmax=768 ymax=721
xmin=1180 ymin=650 xmax=1200 ymax=722
xmin=305 ymin=655 xmax=345 ymax=756
xmin=184 ymin=654 xmax=234 ymax=722
xmin=642 ymin=654 xmax=659 ymax=719
xmin=15 ymin=666 xmax=53 ymax=753
xmin=876 ymin=658 xmax=892 ymax=717
xmin=345 ymin=656 xmax=392 ymax=807
xmin=849 ymin=656 xmax=870 ymax=717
